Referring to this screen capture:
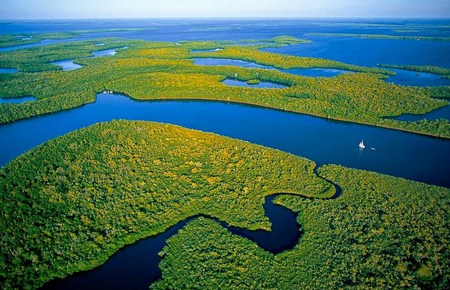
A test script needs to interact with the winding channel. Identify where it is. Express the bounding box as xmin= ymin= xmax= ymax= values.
xmin=1 ymin=93 xmax=449 ymax=187
xmin=43 ymin=166 xmax=340 ymax=289
xmin=43 ymin=194 xmax=304 ymax=290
